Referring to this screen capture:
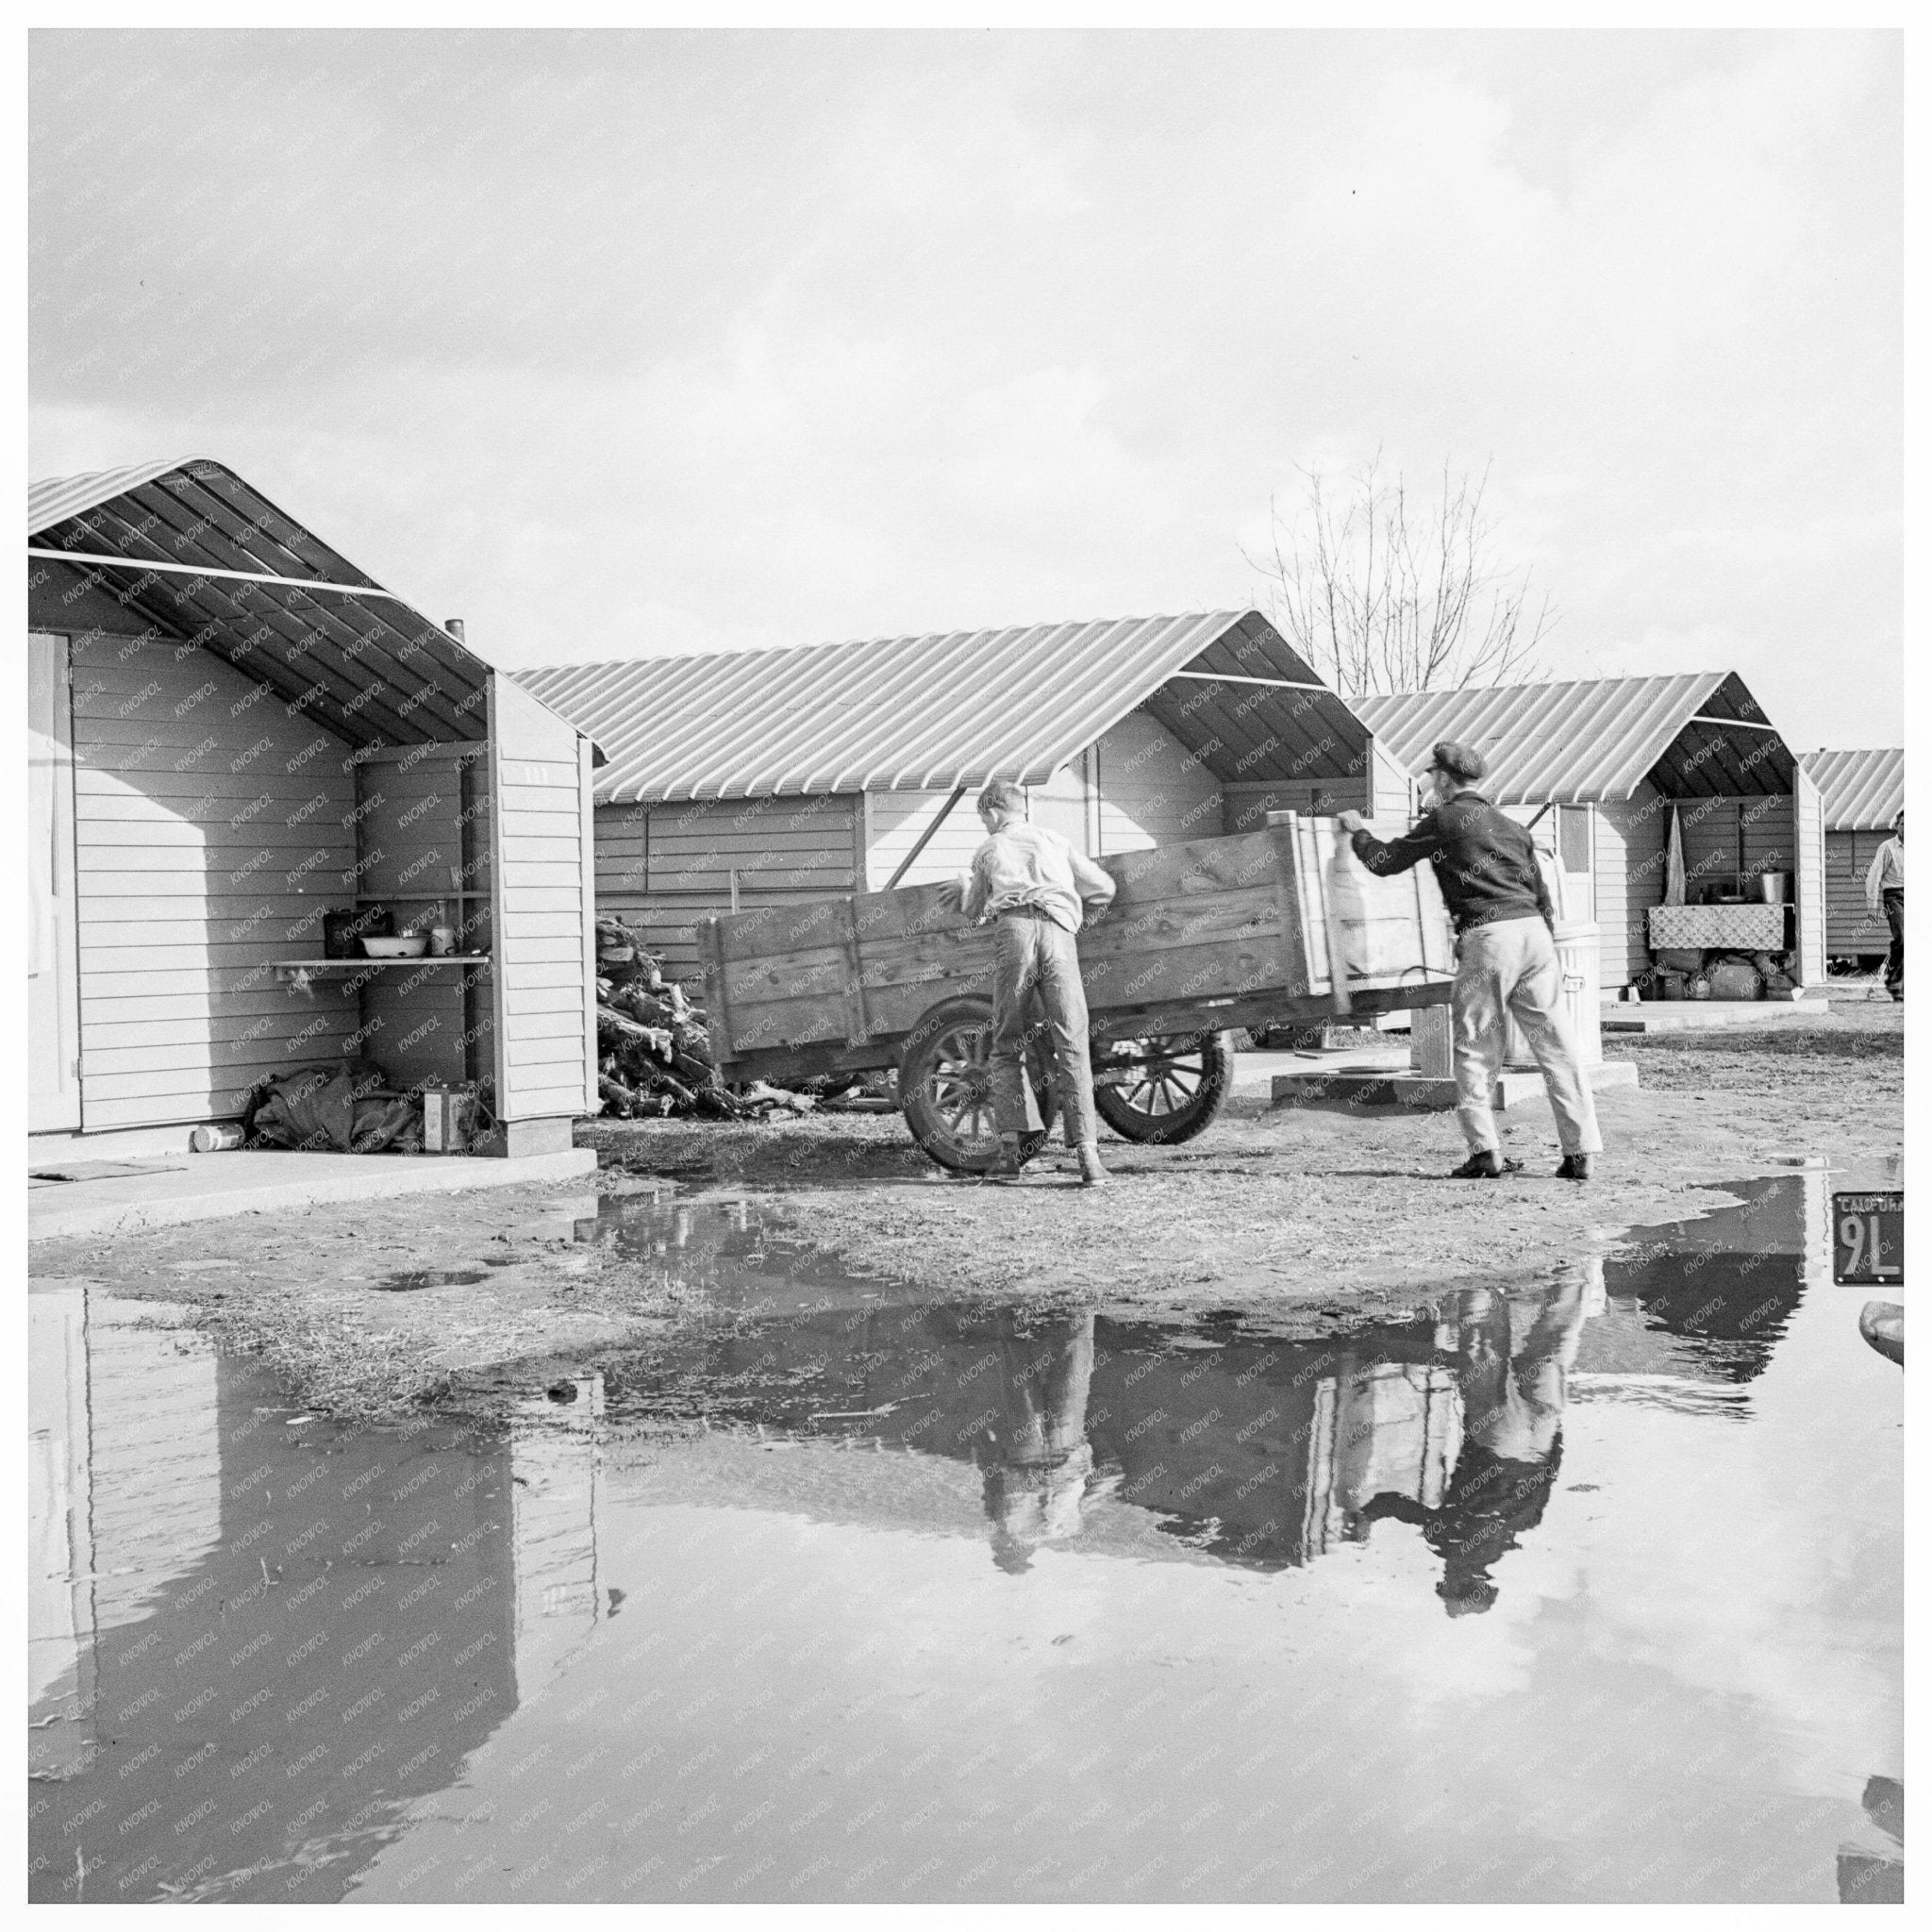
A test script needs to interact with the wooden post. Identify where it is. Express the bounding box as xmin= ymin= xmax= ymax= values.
xmin=699 ymin=915 xmax=736 ymax=1077
xmin=1267 ymin=816 xmax=1311 ymax=998
xmin=1409 ymin=1003 xmax=1453 ymax=1077
xmin=1305 ymin=816 xmax=1355 ymax=1017
xmin=840 ymin=896 xmax=870 ymax=1048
